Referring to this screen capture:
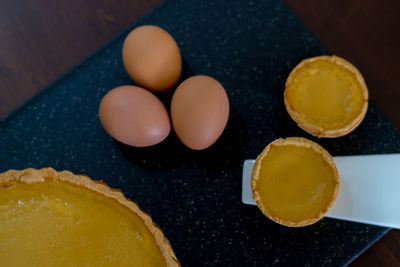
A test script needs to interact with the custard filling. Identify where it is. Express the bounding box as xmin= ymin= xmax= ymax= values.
xmin=255 ymin=144 xmax=337 ymax=223
xmin=0 ymin=180 xmax=165 ymax=266
xmin=286 ymin=59 xmax=365 ymax=130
